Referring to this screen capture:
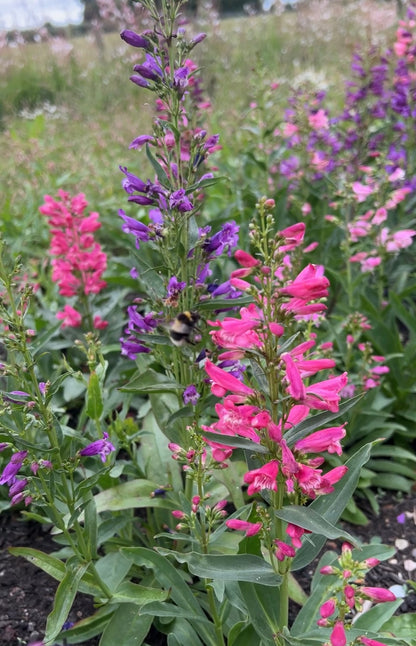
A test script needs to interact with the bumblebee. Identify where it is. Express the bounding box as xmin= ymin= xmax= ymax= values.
xmin=169 ymin=311 xmax=200 ymax=346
